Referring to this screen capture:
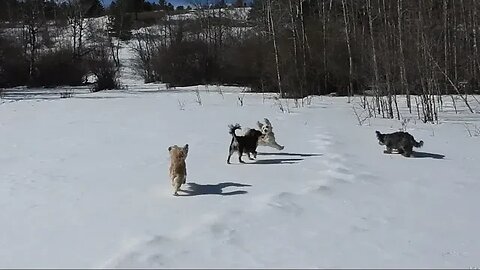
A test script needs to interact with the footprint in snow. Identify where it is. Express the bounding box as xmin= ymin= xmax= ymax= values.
xmin=267 ymin=192 xmax=303 ymax=216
